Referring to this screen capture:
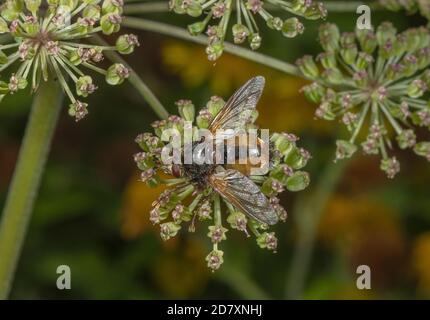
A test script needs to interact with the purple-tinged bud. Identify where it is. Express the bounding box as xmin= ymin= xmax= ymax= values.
xmin=380 ymin=157 xmax=400 ymax=179
xmin=208 ymin=225 xmax=228 ymax=243
xmin=397 ymin=129 xmax=416 ymax=149
xmin=257 ymin=232 xmax=278 ymax=252
xmin=206 ymin=250 xmax=224 ymax=271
